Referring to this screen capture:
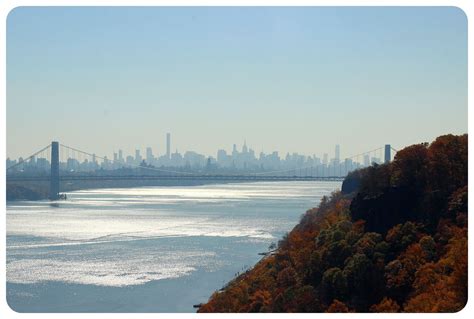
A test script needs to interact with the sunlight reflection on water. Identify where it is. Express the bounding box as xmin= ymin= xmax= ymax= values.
xmin=7 ymin=181 xmax=340 ymax=287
